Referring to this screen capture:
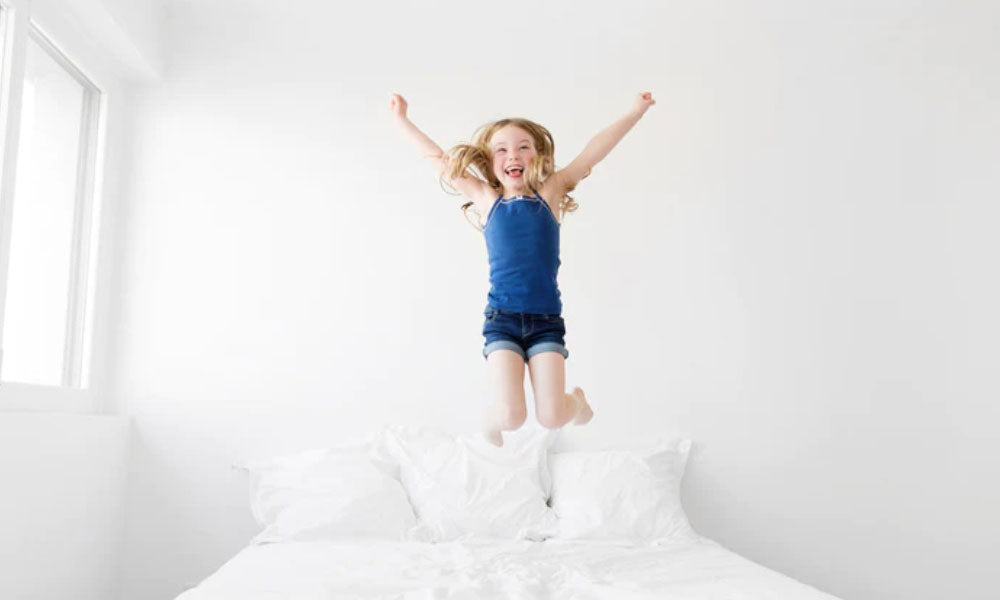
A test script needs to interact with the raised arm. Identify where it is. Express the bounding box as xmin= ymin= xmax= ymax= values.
xmin=555 ymin=91 xmax=656 ymax=192
xmin=390 ymin=93 xmax=446 ymax=165
xmin=389 ymin=92 xmax=490 ymax=202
